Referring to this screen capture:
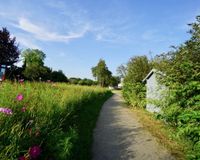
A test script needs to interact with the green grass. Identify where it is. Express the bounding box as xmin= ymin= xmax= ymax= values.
xmin=70 ymin=92 xmax=112 ymax=160
xmin=0 ymin=82 xmax=112 ymax=160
